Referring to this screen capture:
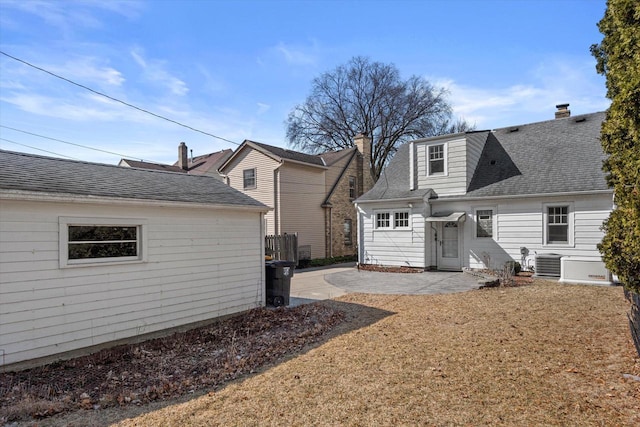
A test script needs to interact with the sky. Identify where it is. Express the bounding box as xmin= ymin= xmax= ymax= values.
xmin=0 ymin=0 xmax=610 ymax=165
